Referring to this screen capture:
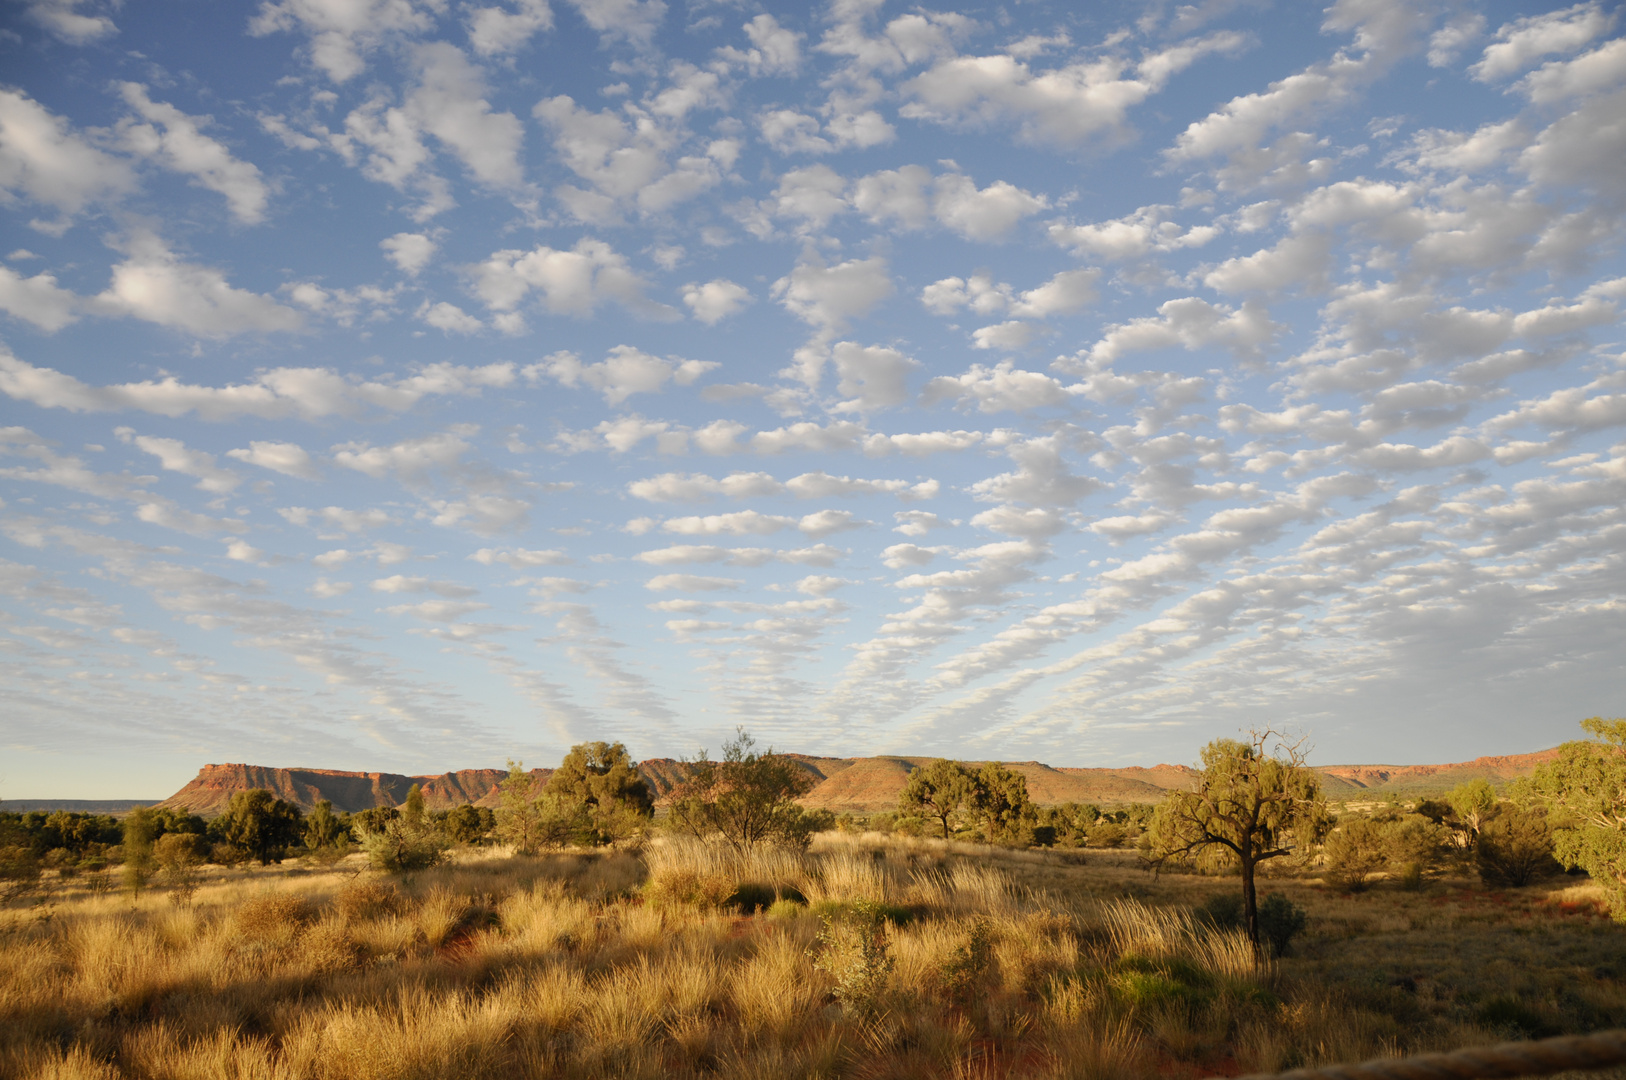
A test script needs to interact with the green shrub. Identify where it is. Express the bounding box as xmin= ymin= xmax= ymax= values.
xmin=1257 ymin=892 xmax=1307 ymax=957
xmin=1197 ymin=892 xmax=1243 ymax=930
xmin=813 ymin=899 xmax=896 ymax=1019
xmin=1477 ymin=806 xmax=1560 ymax=887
